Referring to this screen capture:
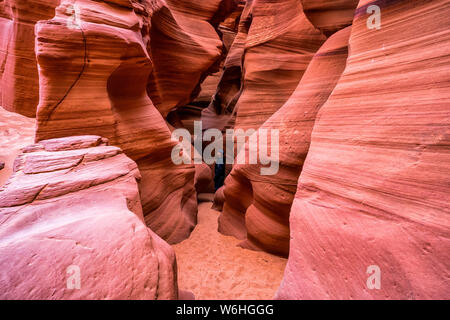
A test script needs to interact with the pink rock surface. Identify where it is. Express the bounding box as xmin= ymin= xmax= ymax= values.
xmin=35 ymin=0 xmax=197 ymax=244
xmin=277 ymin=0 xmax=450 ymax=299
xmin=147 ymin=0 xmax=238 ymax=117
xmin=0 ymin=0 xmax=59 ymax=117
xmin=0 ymin=106 xmax=36 ymax=187
xmin=232 ymin=0 xmax=326 ymax=133
xmin=303 ymin=0 xmax=359 ymax=36
xmin=220 ymin=26 xmax=352 ymax=257
xmin=0 ymin=136 xmax=178 ymax=299
xmin=201 ymin=0 xmax=252 ymax=132
xmin=212 ymin=186 xmax=225 ymax=211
